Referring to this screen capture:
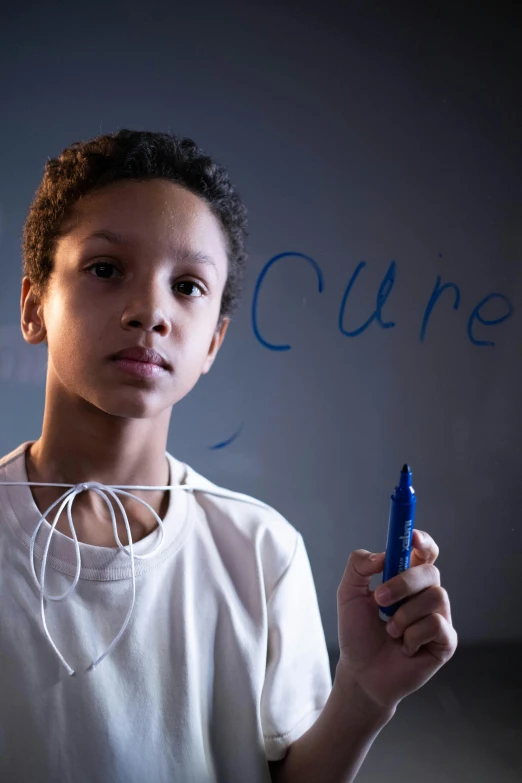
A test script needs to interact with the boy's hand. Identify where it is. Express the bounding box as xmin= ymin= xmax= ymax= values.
xmin=335 ymin=530 xmax=457 ymax=710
